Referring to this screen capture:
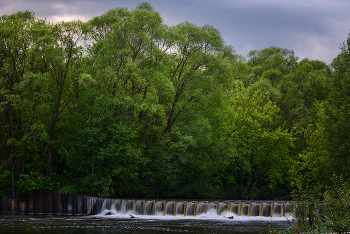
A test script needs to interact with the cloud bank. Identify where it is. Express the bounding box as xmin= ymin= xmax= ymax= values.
xmin=1 ymin=0 xmax=349 ymax=63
